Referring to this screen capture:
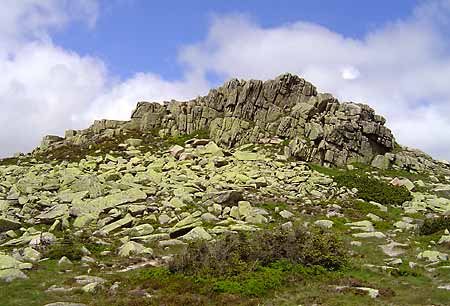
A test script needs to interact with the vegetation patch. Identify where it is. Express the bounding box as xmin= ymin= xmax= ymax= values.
xmin=333 ymin=174 xmax=412 ymax=206
xmin=159 ymin=224 xmax=347 ymax=297
xmin=44 ymin=233 xmax=84 ymax=260
xmin=165 ymin=129 xmax=210 ymax=146
xmin=418 ymin=216 xmax=450 ymax=235
xmin=170 ymin=225 xmax=347 ymax=276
